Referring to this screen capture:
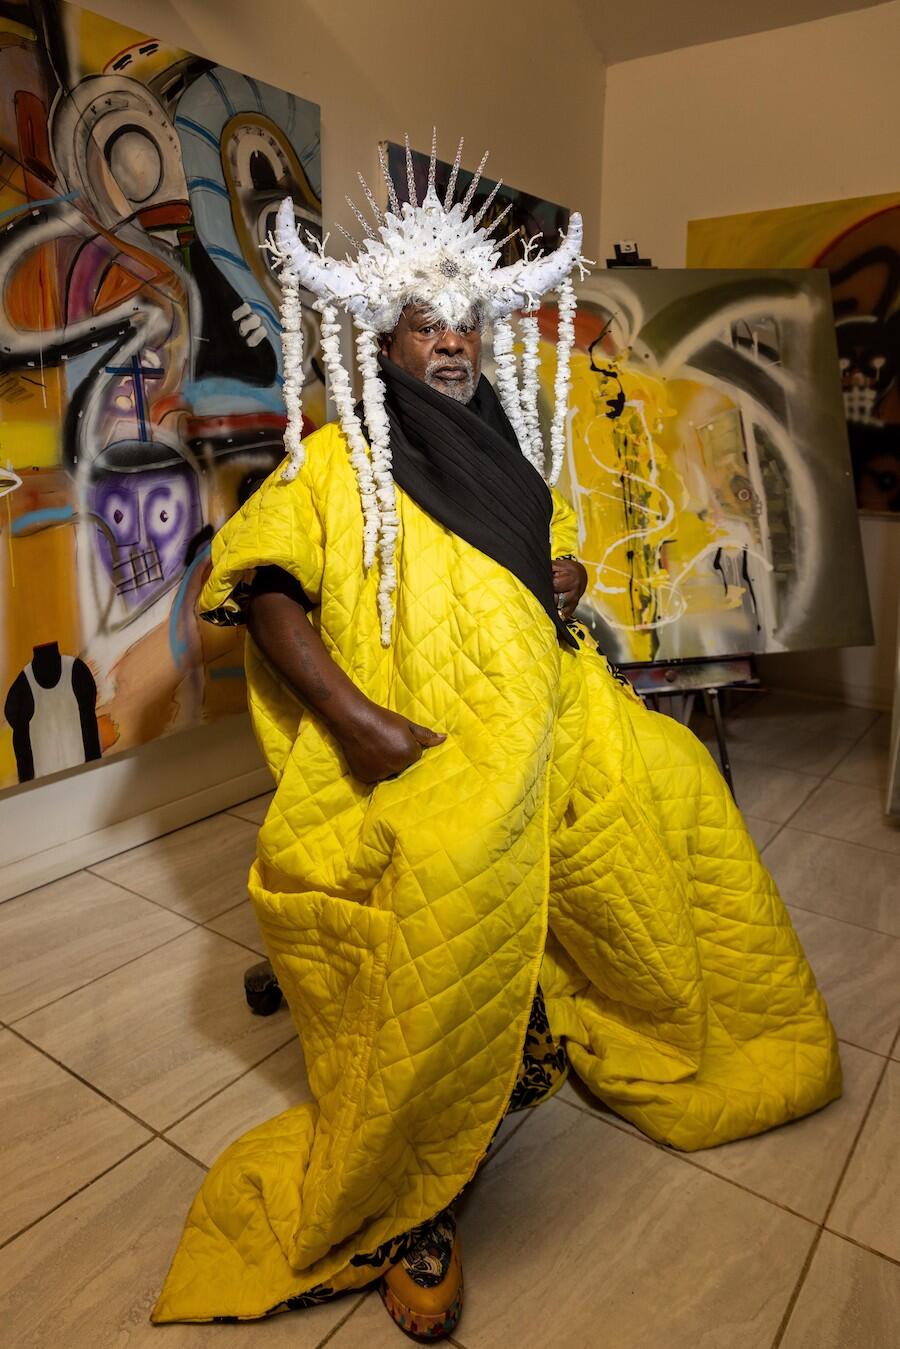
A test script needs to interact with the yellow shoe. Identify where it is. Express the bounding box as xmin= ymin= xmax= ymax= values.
xmin=378 ymin=1209 xmax=462 ymax=1342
